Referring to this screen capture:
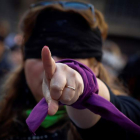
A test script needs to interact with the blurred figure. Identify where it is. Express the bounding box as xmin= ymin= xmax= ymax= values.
xmin=4 ymin=32 xmax=22 ymax=68
xmin=0 ymin=20 xmax=13 ymax=84
xmin=118 ymin=52 xmax=140 ymax=101
xmin=102 ymin=40 xmax=127 ymax=78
